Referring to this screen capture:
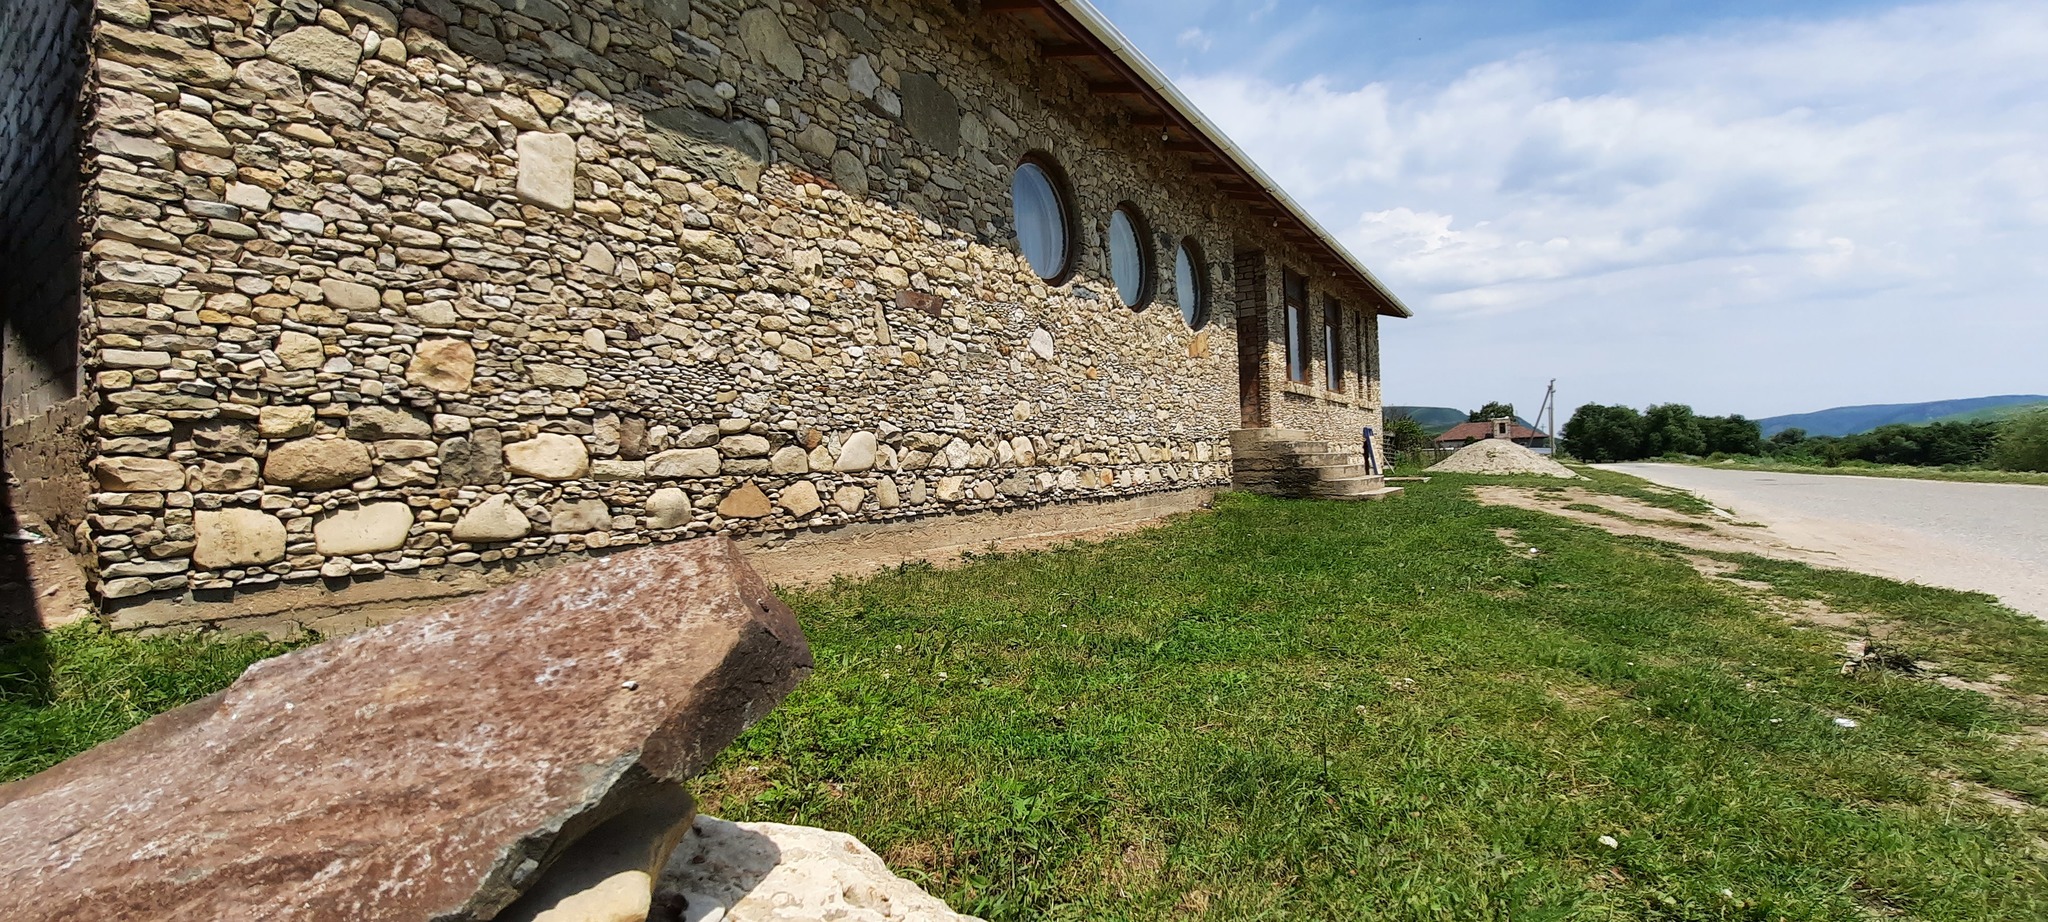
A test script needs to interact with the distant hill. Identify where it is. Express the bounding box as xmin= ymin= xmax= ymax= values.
xmin=1759 ymin=395 xmax=2048 ymax=438
xmin=1928 ymin=400 xmax=2048 ymax=425
xmin=1388 ymin=406 xmax=1542 ymax=437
